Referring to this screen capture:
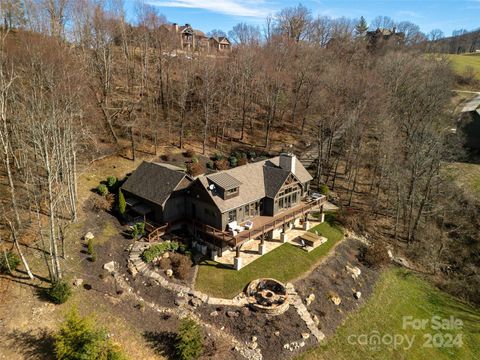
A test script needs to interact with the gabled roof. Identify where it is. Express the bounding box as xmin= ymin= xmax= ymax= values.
xmin=207 ymin=172 xmax=242 ymax=190
xmin=121 ymin=162 xmax=190 ymax=206
xmin=197 ymin=155 xmax=312 ymax=212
